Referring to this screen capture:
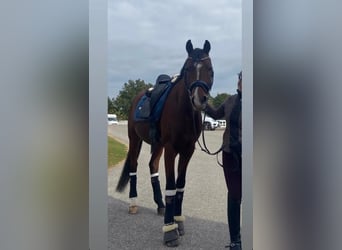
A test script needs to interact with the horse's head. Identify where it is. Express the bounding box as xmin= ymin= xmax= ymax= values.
xmin=182 ymin=40 xmax=214 ymax=111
